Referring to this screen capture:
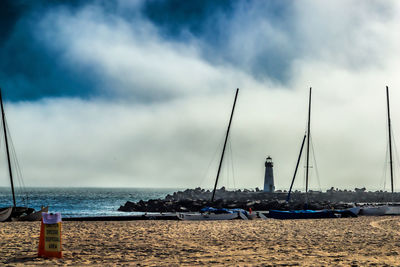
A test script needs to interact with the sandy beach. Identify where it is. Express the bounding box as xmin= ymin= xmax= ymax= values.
xmin=1 ymin=216 xmax=400 ymax=266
